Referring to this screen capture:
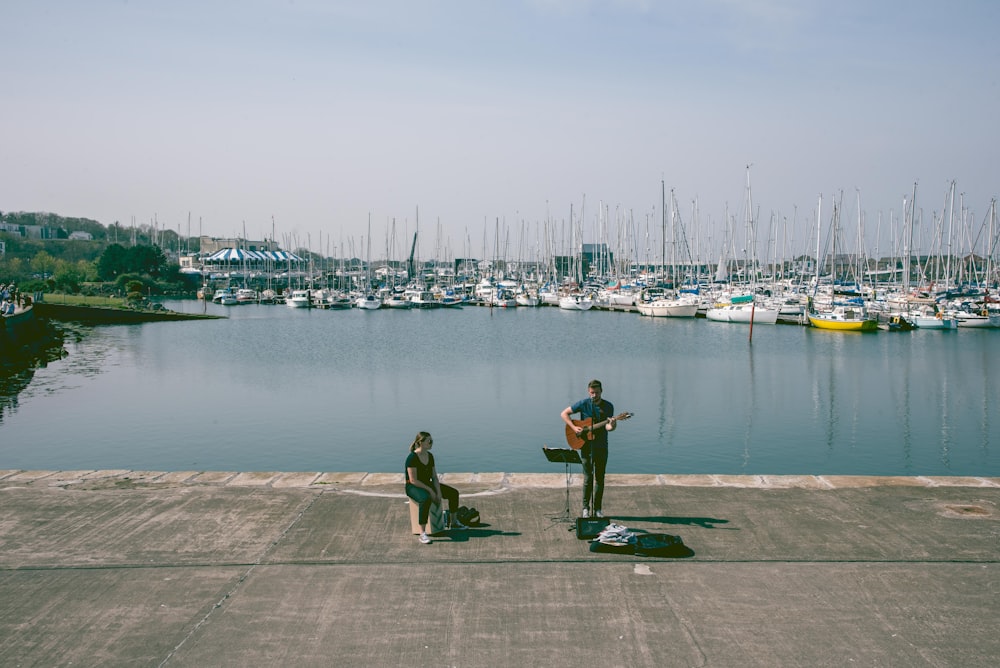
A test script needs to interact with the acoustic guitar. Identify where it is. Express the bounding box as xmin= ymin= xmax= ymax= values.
xmin=565 ymin=412 xmax=633 ymax=449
